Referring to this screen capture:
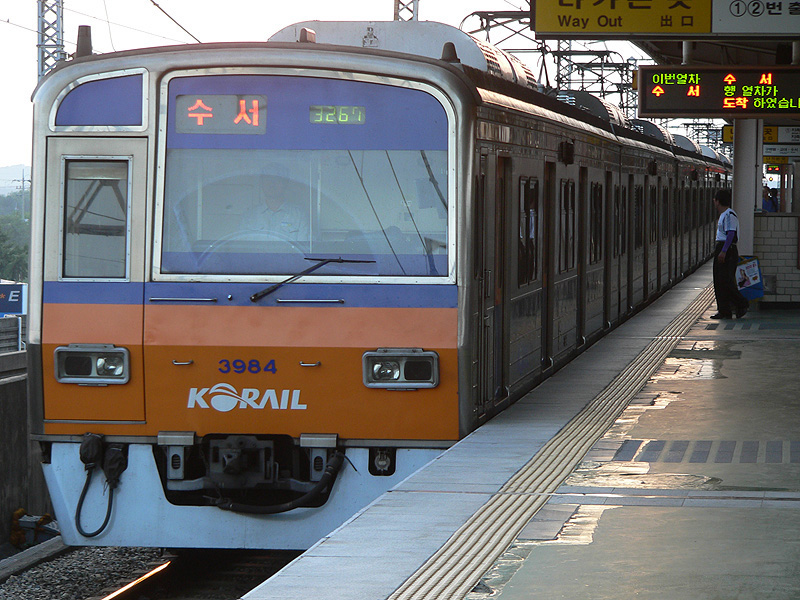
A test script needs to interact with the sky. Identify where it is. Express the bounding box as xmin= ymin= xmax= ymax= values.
xmin=0 ymin=0 xmax=648 ymax=172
